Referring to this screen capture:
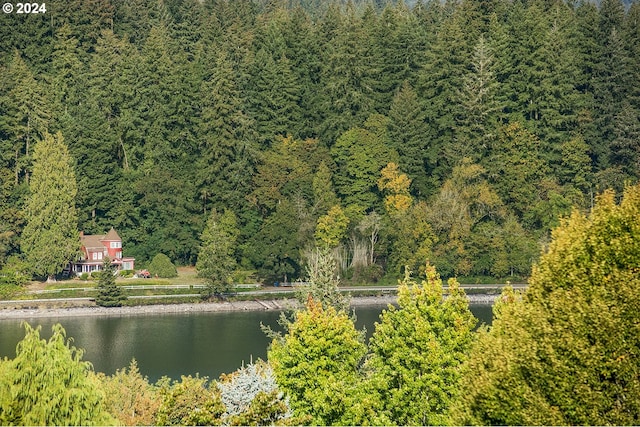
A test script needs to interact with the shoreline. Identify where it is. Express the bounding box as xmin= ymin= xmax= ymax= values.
xmin=0 ymin=294 xmax=497 ymax=320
